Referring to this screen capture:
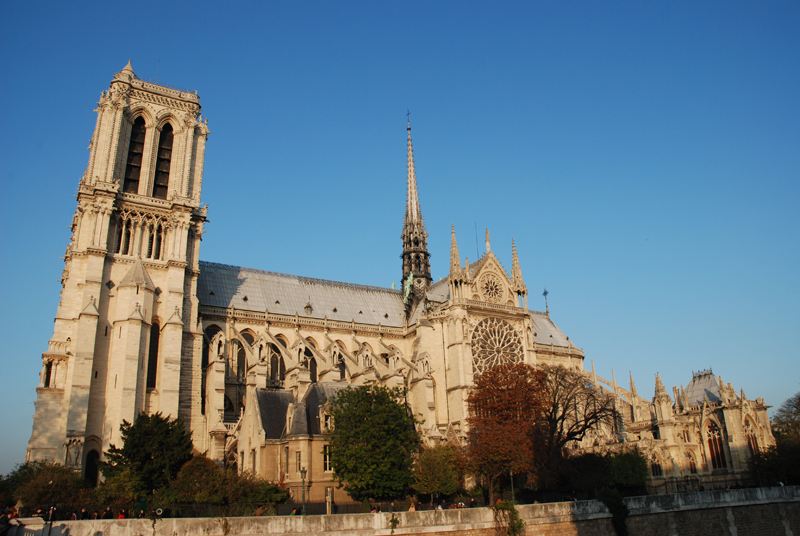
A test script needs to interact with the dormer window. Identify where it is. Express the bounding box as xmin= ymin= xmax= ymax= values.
xmin=153 ymin=123 xmax=173 ymax=199
xmin=123 ymin=117 xmax=146 ymax=194
xmin=324 ymin=414 xmax=333 ymax=431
